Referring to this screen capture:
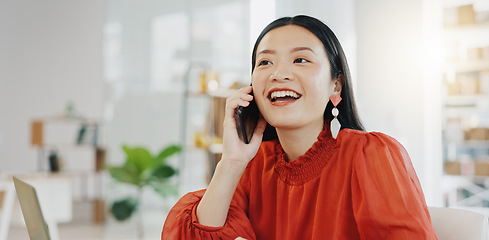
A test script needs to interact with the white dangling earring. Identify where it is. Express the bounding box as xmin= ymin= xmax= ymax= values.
xmin=330 ymin=94 xmax=342 ymax=139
